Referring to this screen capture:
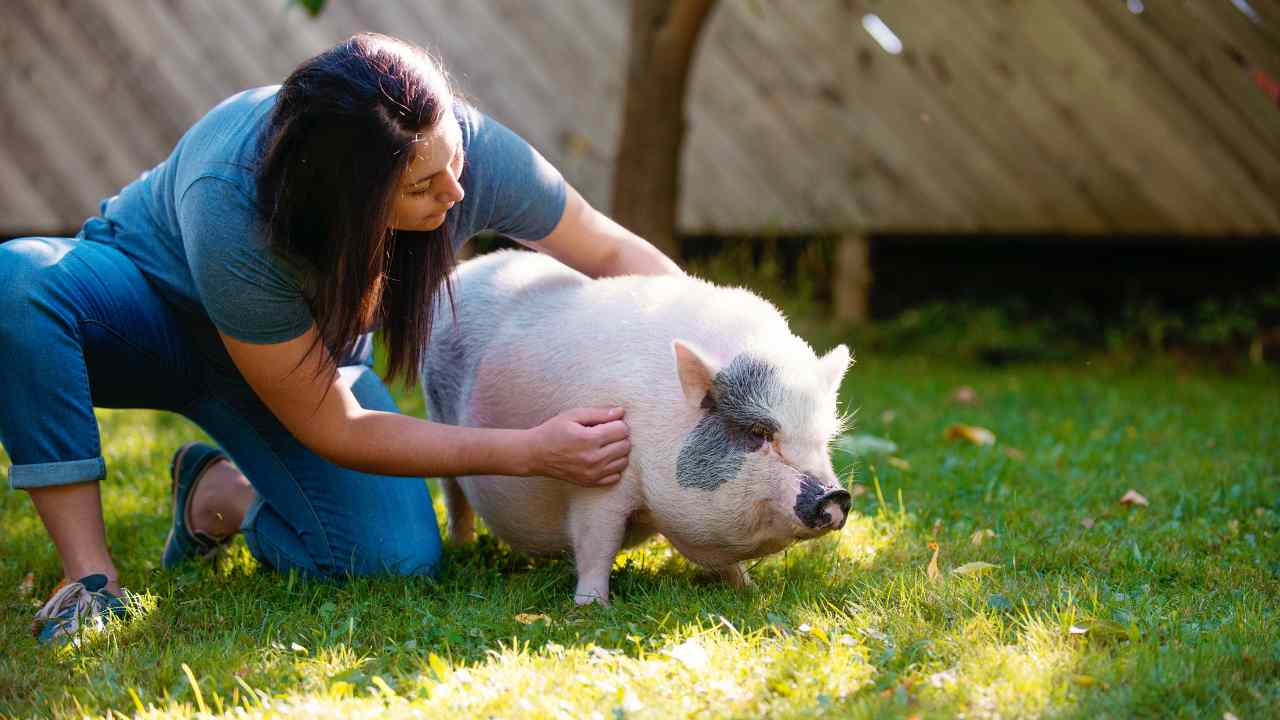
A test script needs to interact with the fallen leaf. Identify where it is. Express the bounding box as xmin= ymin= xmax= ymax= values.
xmin=886 ymin=456 xmax=911 ymax=471
xmin=849 ymin=483 xmax=867 ymax=498
xmin=952 ymin=561 xmax=1000 ymax=576
xmin=1081 ymin=517 xmax=1095 ymax=529
xmin=950 ymin=386 xmax=978 ymax=404
xmin=665 ymin=638 xmax=709 ymax=671
xmin=835 ymin=433 xmax=898 ymax=457
xmin=515 ymin=613 xmax=550 ymax=625
xmin=1119 ymin=489 xmax=1149 ymax=507
xmin=926 ymin=542 xmax=941 ymax=582
xmin=1002 ymin=447 xmax=1027 ymax=461
xmin=944 ymin=424 xmax=996 ymax=446
xmin=1072 ymin=674 xmax=1097 ymax=687
xmin=927 ymin=668 xmax=958 ymax=688
xmin=880 ymin=409 xmax=896 ymax=425
xmin=17 ymin=572 xmax=34 ymax=598
xmin=970 ymin=529 xmax=996 ymax=546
